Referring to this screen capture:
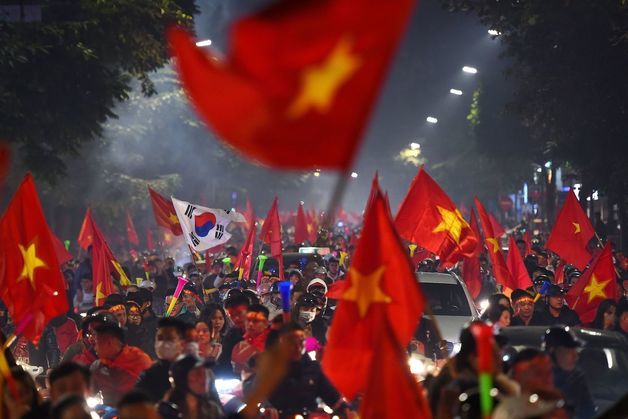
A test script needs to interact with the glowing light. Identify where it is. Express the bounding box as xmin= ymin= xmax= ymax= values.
xmin=488 ymin=29 xmax=501 ymax=36
xmin=426 ymin=116 xmax=438 ymax=124
xmin=350 ymin=172 xmax=358 ymax=178
xmin=544 ymin=161 xmax=552 ymax=168
xmin=449 ymin=88 xmax=463 ymax=96
xmin=604 ymin=348 xmax=614 ymax=369
xmin=410 ymin=142 xmax=421 ymax=150
xmin=462 ymin=66 xmax=478 ymax=74
xmin=214 ymin=378 xmax=241 ymax=394
xmin=313 ymin=171 xmax=320 ymax=177
xmin=409 ymin=357 xmax=426 ymax=375
xmin=195 ymin=39 xmax=212 ymax=47
xmin=479 ymin=299 xmax=489 ymax=311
